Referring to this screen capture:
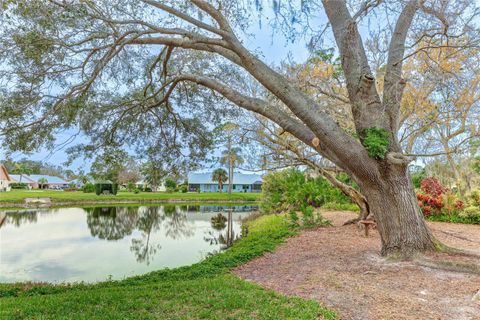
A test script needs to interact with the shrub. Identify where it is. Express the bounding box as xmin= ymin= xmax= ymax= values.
xmin=133 ymin=188 xmax=140 ymax=194
xmin=179 ymin=184 xmax=188 ymax=193
xmin=9 ymin=183 xmax=28 ymax=189
xmin=82 ymin=183 xmax=95 ymax=193
xmin=164 ymin=178 xmax=177 ymax=190
xmin=94 ymin=183 xmax=115 ymax=195
xmin=127 ymin=182 xmax=135 ymax=192
xmin=420 ymin=177 xmax=449 ymax=197
xmin=416 ymin=177 xmax=471 ymax=223
xmin=287 ymin=205 xmax=331 ymax=228
xmin=417 ymin=177 xmax=450 ymax=216
xmin=112 ymin=183 xmax=118 ymax=195
xmin=468 ymin=189 xmax=480 ymax=206
xmin=261 ymin=169 xmax=351 ymax=214
xmin=95 ymin=183 xmax=103 ymax=195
